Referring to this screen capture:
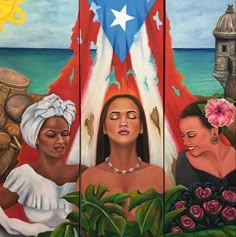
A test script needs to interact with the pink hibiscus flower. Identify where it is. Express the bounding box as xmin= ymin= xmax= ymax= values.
xmin=205 ymin=98 xmax=235 ymax=128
